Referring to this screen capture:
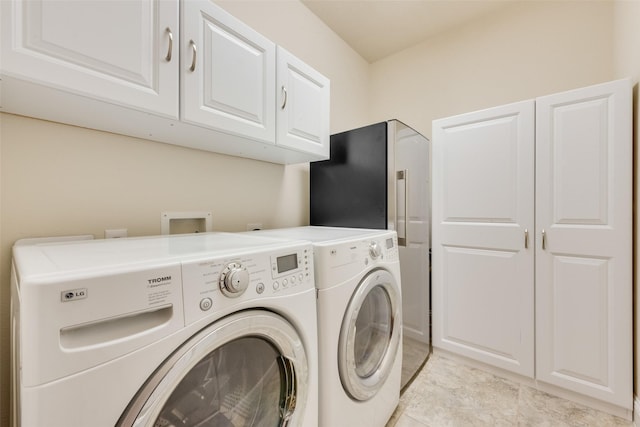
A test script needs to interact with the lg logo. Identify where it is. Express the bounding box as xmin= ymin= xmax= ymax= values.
xmin=61 ymin=288 xmax=88 ymax=302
